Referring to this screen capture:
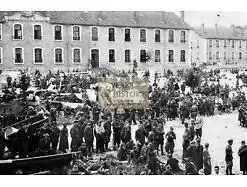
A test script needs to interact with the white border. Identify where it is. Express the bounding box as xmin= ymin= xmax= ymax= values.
xmin=0 ymin=47 xmax=2 ymax=64
xmin=72 ymin=47 xmax=82 ymax=63
xmin=168 ymin=29 xmax=175 ymax=43
xmin=33 ymin=24 xmax=43 ymax=40
xmin=90 ymin=26 xmax=99 ymax=42
xmin=154 ymin=49 xmax=161 ymax=62
xmin=13 ymin=47 xmax=24 ymax=64
xmin=72 ymin=25 xmax=81 ymax=41
xmin=33 ymin=47 xmax=44 ymax=64
xmin=12 ymin=23 xmax=24 ymax=40
xmin=154 ymin=29 xmax=161 ymax=43
xmin=53 ymin=25 xmax=63 ymax=41
xmin=54 ymin=47 xmax=64 ymax=64
xmin=108 ymin=27 xmax=115 ymax=42
xmin=139 ymin=28 xmax=147 ymax=43
xmin=123 ymin=27 xmax=131 ymax=42
xmin=124 ymin=49 xmax=131 ymax=63
xmin=90 ymin=48 xmax=100 ymax=67
xmin=108 ymin=48 xmax=115 ymax=63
